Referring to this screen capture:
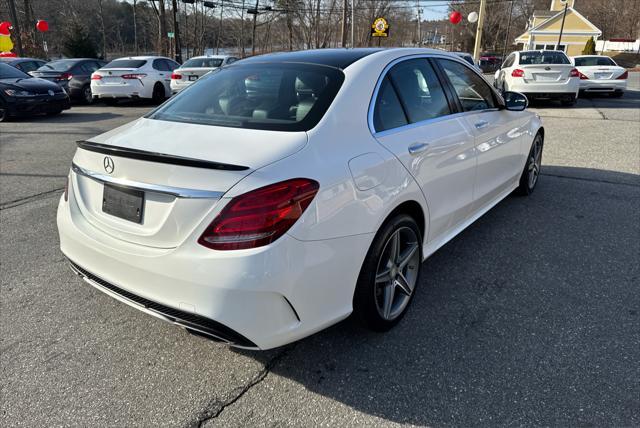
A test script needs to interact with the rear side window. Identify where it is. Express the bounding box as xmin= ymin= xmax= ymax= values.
xmin=519 ymin=51 xmax=570 ymax=65
xmin=387 ymin=59 xmax=450 ymax=123
xmin=373 ymin=77 xmax=408 ymax=132
xmin=438 ymin=59 xmax=496 ymax=112
xmin=502 ymin=54 xmax=515 ymax=68
xmin=574 ymin=56 xmax=616 ymax=66
xmin=148 ymin=62 xmax=344 ymax=132
xmin=103 ymin=59 xmax=147 ymax=69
